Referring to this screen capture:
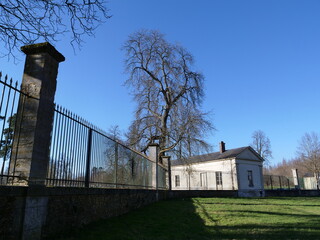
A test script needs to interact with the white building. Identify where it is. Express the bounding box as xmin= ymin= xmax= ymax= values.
xmin=171 ymin=142 xmax=264 ymax=197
